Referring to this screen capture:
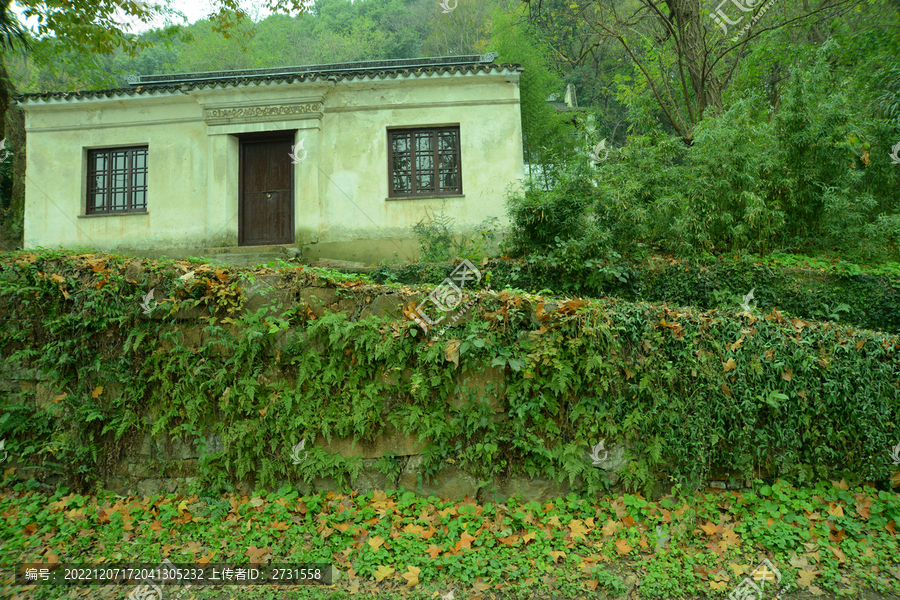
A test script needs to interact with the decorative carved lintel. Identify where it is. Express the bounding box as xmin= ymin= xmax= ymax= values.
xmin=203 ymin=102 xmax=323 ymax=123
